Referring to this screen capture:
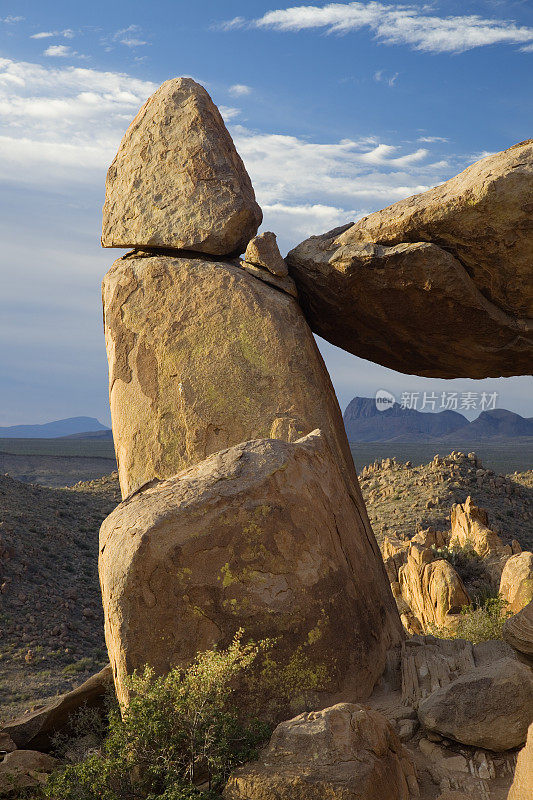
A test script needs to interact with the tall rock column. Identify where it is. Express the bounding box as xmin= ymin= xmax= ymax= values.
xmin=99 ymin=77 xmax=402 ymax=707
